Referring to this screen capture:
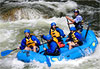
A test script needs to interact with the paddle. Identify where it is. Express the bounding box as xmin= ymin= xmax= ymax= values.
xmin=1 ymin=48 xmax=17 ymax=56
xmin=66 ymin=18 xmax=70 ymax=31
xmin=40 ymin=37 xmax=51 ymax=67
xmin=85 ymin=23 xmax=91 ymax=39
xmin=84 ymin=19 xmax=96 ymax=39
